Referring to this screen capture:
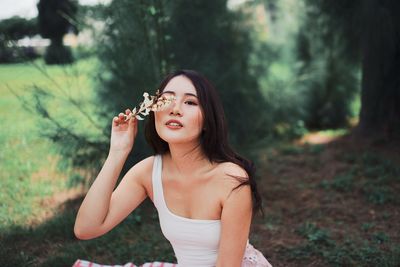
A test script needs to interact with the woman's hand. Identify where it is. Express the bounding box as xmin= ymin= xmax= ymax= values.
xmin=109 ymin=109 xmax=138 ymax=154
